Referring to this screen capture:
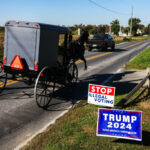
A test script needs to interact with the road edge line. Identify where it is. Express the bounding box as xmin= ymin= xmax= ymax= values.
xmin=14 ymin=105 xmax=72 ymax=150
